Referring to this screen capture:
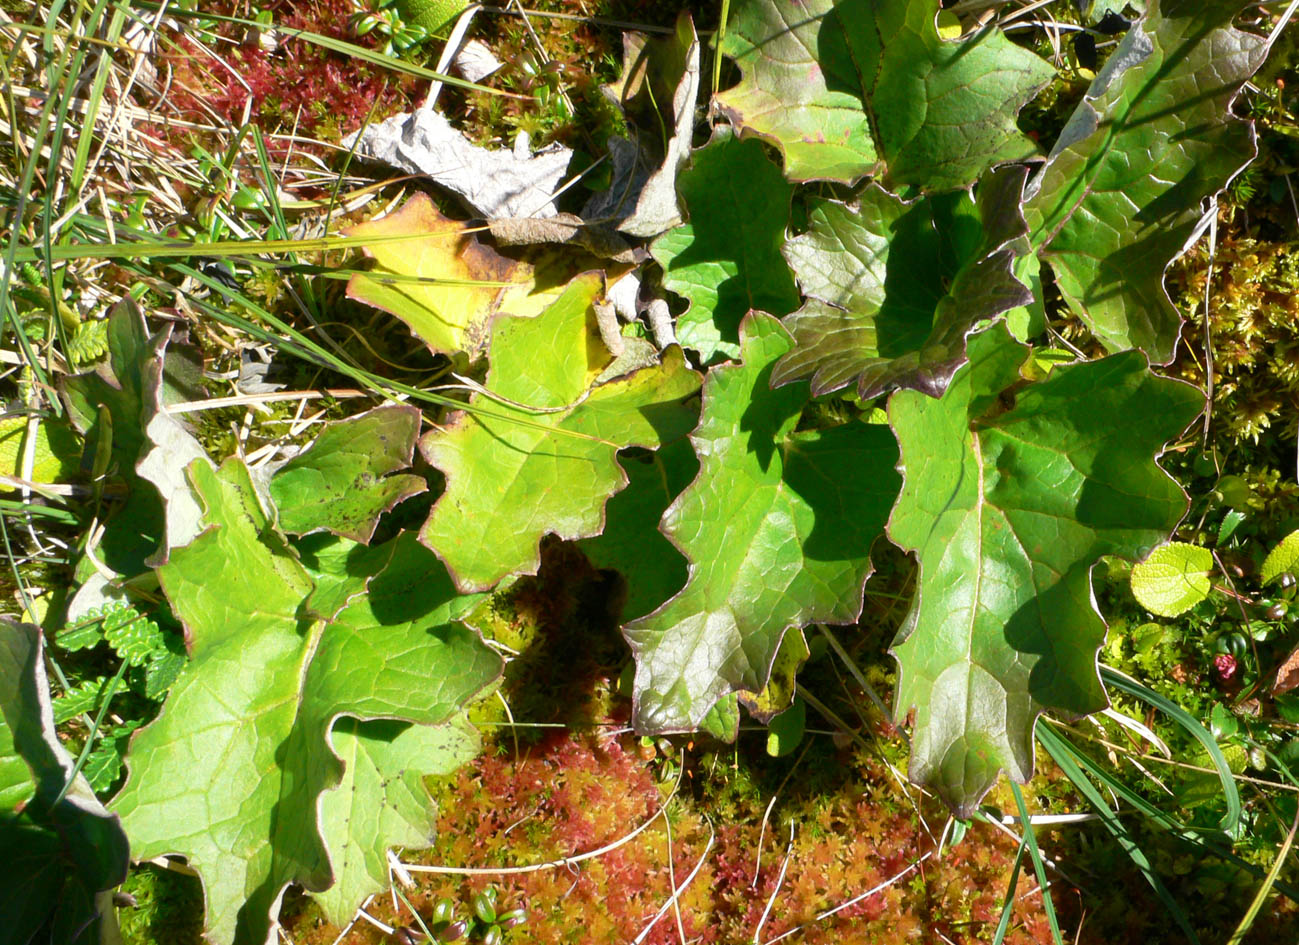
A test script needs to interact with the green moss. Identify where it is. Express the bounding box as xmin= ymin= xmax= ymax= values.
xmin=116 ymin=864 xmax=206 ymax=945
